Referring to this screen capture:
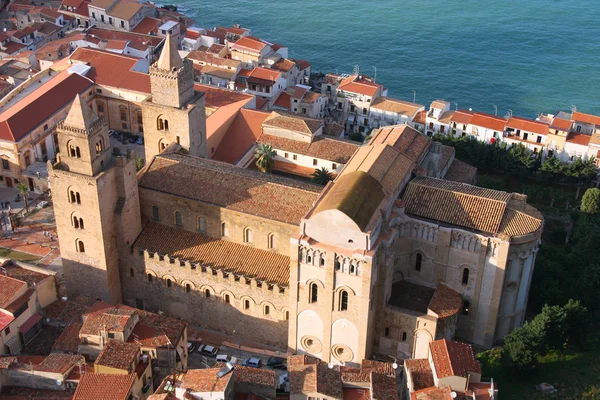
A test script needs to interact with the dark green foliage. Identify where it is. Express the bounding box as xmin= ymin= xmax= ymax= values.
xmin=310 ymin=167 xmax=333 ymax=185
xmin=348 ymin=132 xmax=365 ymax=142
xmin=581 ymin=188 xmax=600 ymax=214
